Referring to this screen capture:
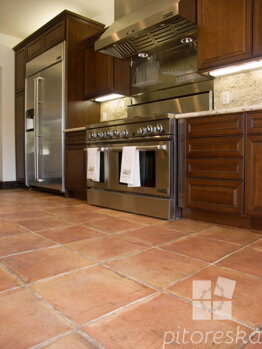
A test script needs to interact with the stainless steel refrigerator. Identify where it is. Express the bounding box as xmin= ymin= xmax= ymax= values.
xmin=25 ymin=42 xmax=65 ymax=193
